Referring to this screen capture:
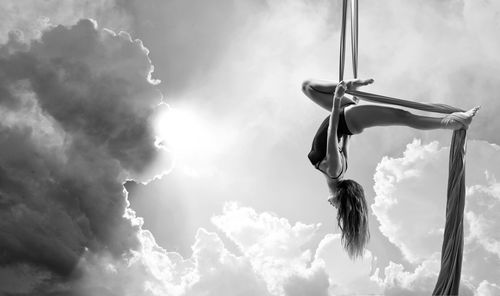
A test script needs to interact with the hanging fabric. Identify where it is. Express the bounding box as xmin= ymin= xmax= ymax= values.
xmin=337 ymin=1 xmax=466 ymax=294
